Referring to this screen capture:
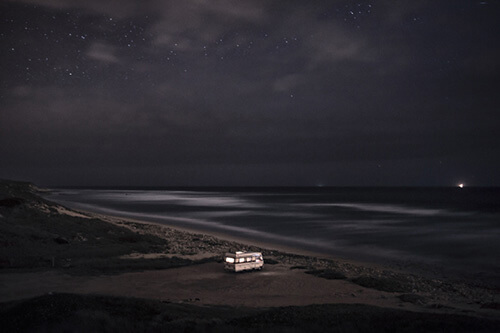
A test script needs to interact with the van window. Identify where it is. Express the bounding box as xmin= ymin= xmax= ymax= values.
xmin=225 ymin=257 xmax=235 ymax=263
